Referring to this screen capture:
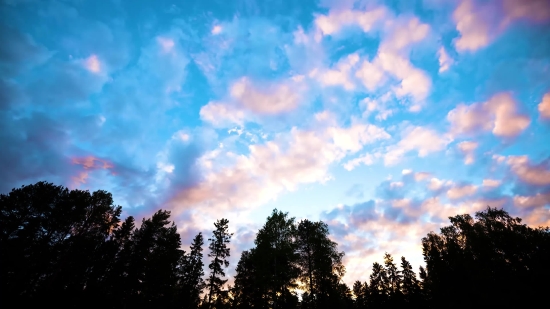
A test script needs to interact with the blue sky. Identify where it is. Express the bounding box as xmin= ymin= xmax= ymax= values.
xmin=2 ymin=0 xmax=550 ymax=285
